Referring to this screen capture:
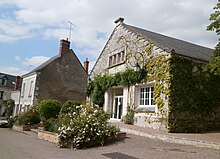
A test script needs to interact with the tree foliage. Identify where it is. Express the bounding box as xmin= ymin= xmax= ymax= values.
xmin=207 ymin=0 xmax=220 ymax=75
